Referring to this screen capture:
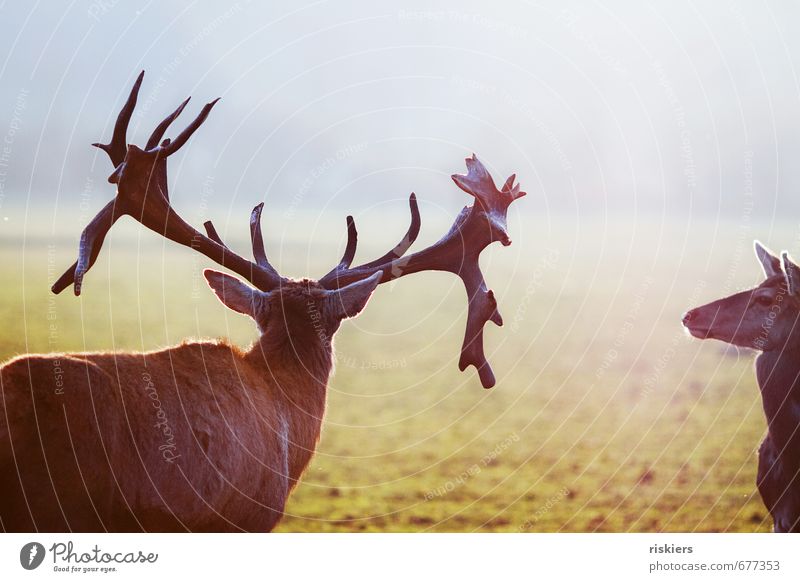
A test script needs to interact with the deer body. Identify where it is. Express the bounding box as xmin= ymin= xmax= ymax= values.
xmin=755 ymin=348 xmax=800 ymax=532
xmin=0 ymin=72 xmax=523 ymax=532
xmin=0 ymin=272 xmax=382 ymax=533
xmin=0 ymin=327 xmax=333 ymax=532
xmin=683 ymin=242 xmax=800 ymax=532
